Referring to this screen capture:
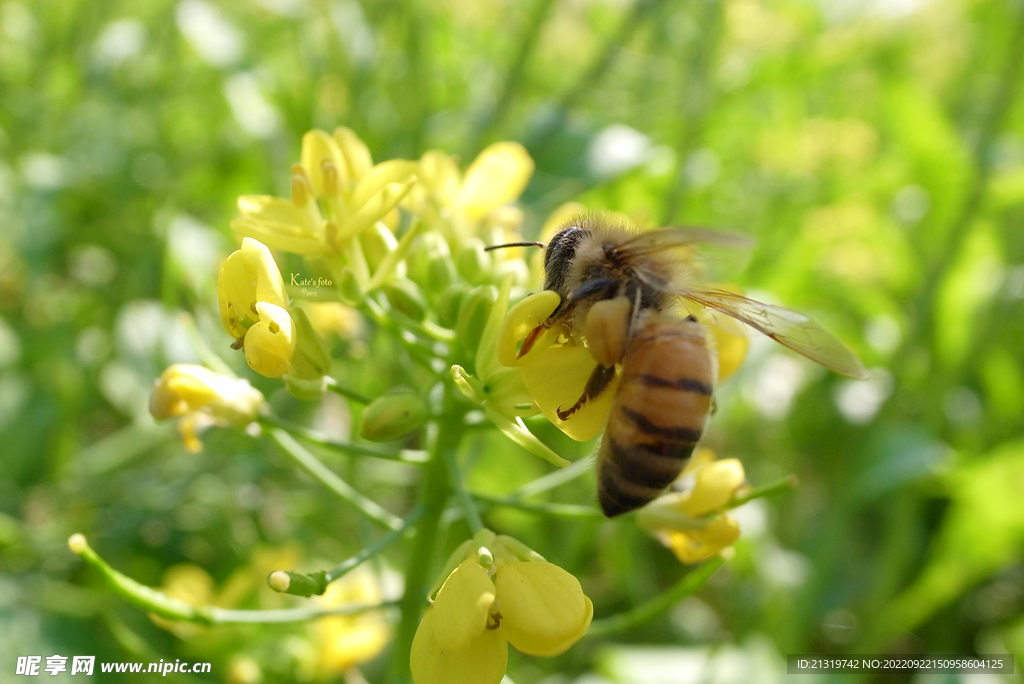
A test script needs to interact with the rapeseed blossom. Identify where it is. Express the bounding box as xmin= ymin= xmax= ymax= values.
xmin=149 ymin=364 xmax=264 ymax=452
xmin=410 ymin=531 xmax=592 ymax=684
xmin=637 ymin=450 xmax=750 ymax=563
